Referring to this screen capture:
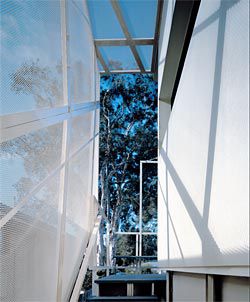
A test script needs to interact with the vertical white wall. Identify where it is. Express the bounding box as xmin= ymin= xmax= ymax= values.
xmin=0 ymin=0 xmax=100 ymax=301
xmin=222 ymin=276 xmax=250 ymax=301
xmin=158 ymin=0 xmax=249 ymax=276
xmin=172 ymin=273 xmax=206 ymax=301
